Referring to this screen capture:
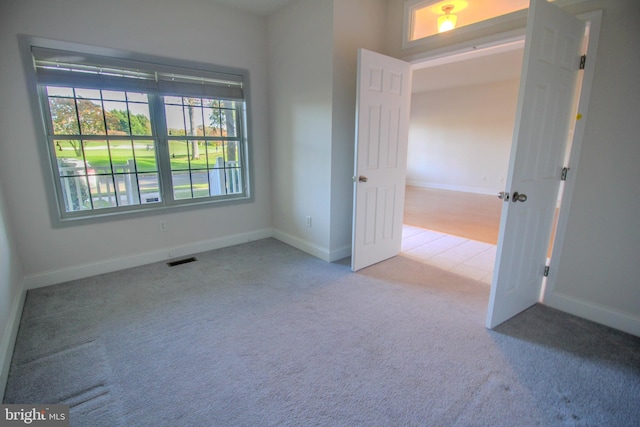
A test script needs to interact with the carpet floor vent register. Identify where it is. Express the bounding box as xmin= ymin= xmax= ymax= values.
xmin=167 ymin=256 xmax=197 ymax=267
